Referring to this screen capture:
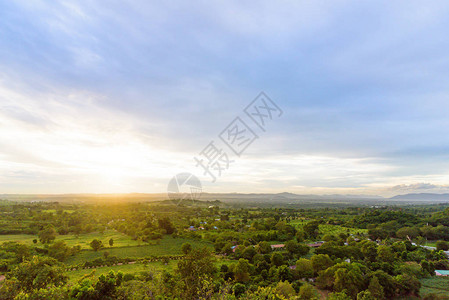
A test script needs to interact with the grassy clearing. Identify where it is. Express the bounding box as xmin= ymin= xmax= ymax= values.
xmin=66 ymin=257 xmax=229 ymax=284
xmin=66 ymin=236 xmax=212 ymax=265
xmin=419 ymin=276 xmax=449 ymax=298
xmin=290 ymin=220 xmax=368 ymax=236
xmin=41 ymin=209 xmax=75 ymax=214
xmin=0 ymin=230 xmax=143 ymax=249
xmin=0 ymin=234 xmax=36 ymax=245
xmin=65 ymin=260 xmax=177 ymax=284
